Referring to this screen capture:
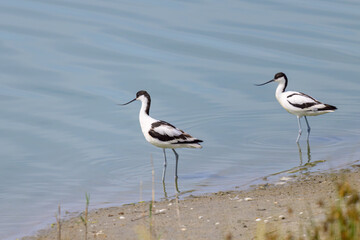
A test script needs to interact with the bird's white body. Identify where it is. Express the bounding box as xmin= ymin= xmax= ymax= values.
xmin=257 ymin=72 xmax=337 ymax=142
xmin=275 ymin=84 xmax=335 ymax=117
